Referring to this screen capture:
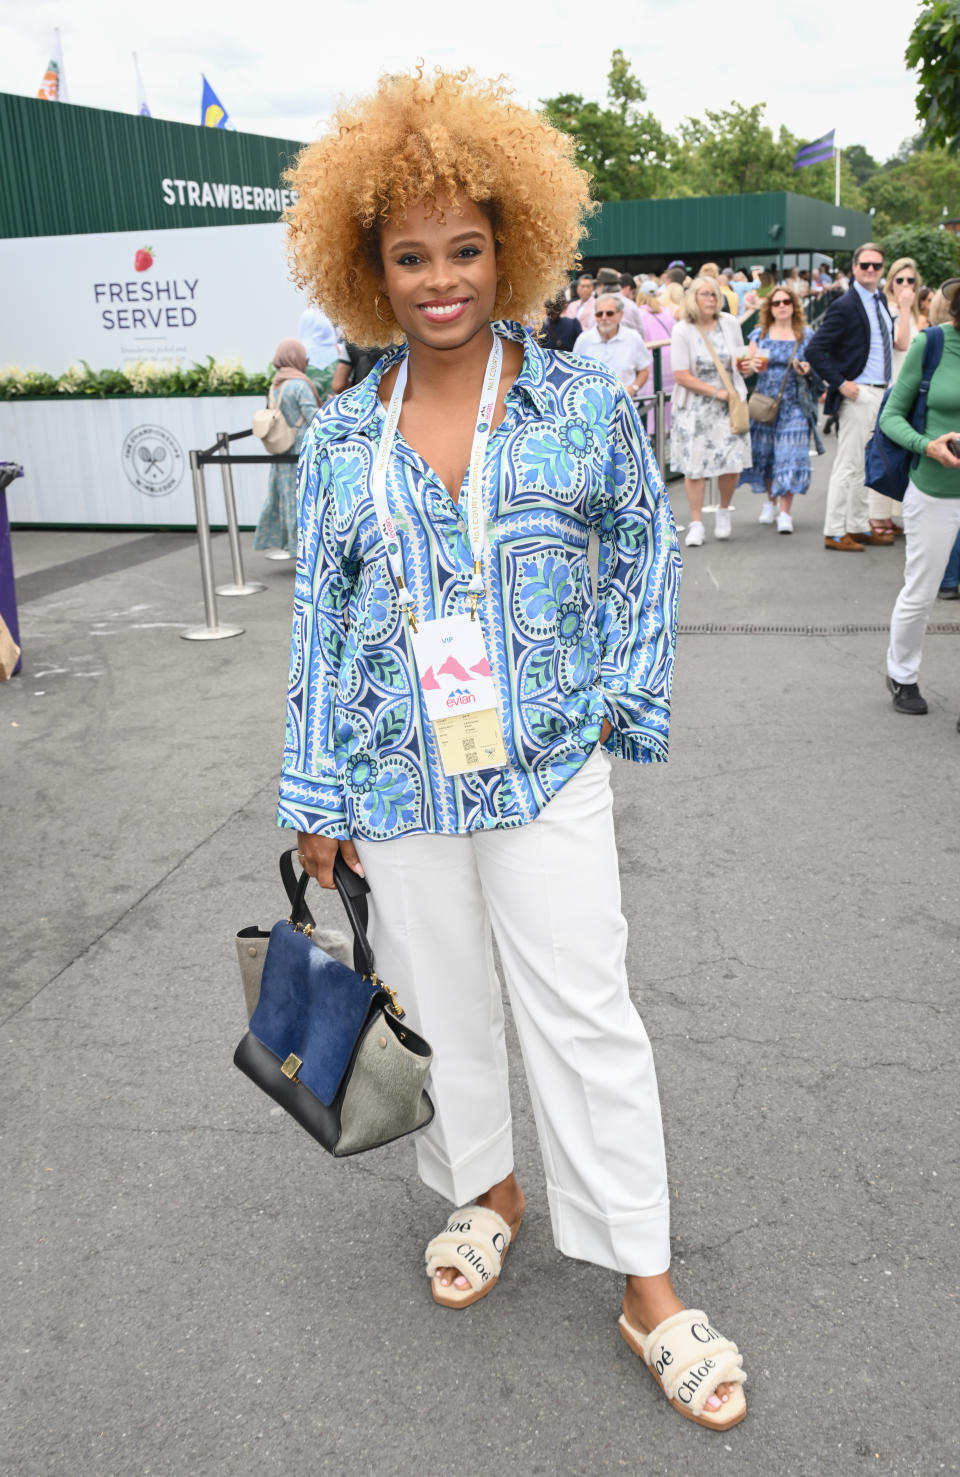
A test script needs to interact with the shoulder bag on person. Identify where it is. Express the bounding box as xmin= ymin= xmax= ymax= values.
xmin=234 ymin=848 xmax=434 ymax=1157
xmin=696 ymin=325 xmax=749 ymax=434
xmin=251 ymin=385 xmax=304 ymax=454
xmin=748 ymin=345 xmax=797 ymax=424
xmin=864 ymin=326 xmax=944 ymax=502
